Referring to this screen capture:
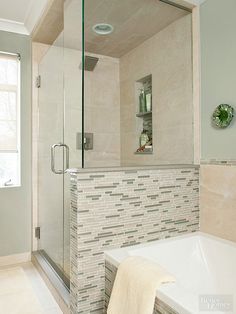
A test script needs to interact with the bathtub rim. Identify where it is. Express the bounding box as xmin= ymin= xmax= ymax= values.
xmin=104 ymin=231 xmax=236 ymax=314
xmin=104 ymin=231 xmax=236 ymax=268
